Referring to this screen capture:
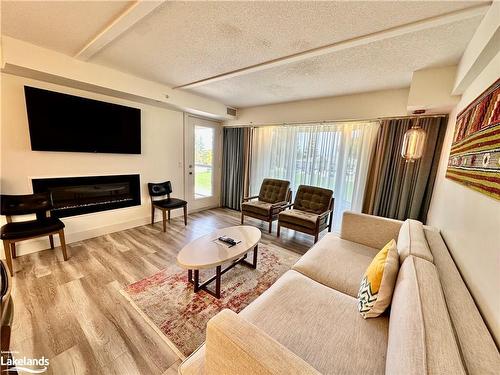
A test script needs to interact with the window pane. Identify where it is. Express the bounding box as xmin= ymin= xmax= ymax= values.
xmin=195 ymin=126 xmax=214 ymax=198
